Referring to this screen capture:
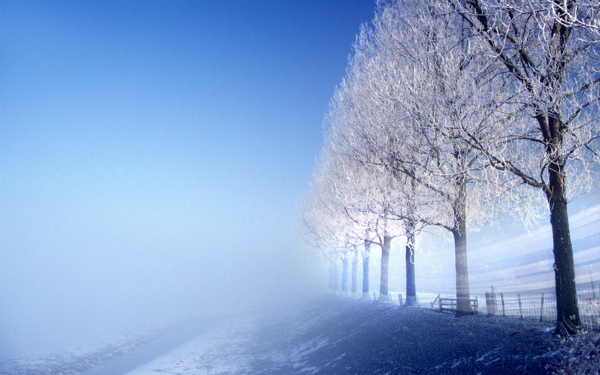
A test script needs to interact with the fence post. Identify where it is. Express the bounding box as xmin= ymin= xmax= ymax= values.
xmin=518 ymin=293 xmax=523 ymax=318
xmin=486 ymin=290 xmax=497 ymax=315
xmin=501 ymin=292 xmax=505 ymax=316
xmin=591 ymin=270 xmax=597 ymax=300
xmin=490 ymin=286 xmax=496 ymax=315
xmin=540 ymin=293 xmax=545 ymax=322
xmin=398 ymin=293 xmax=403 ymax=306
xmin=438 ymin=294 xmax=442 ymax=312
